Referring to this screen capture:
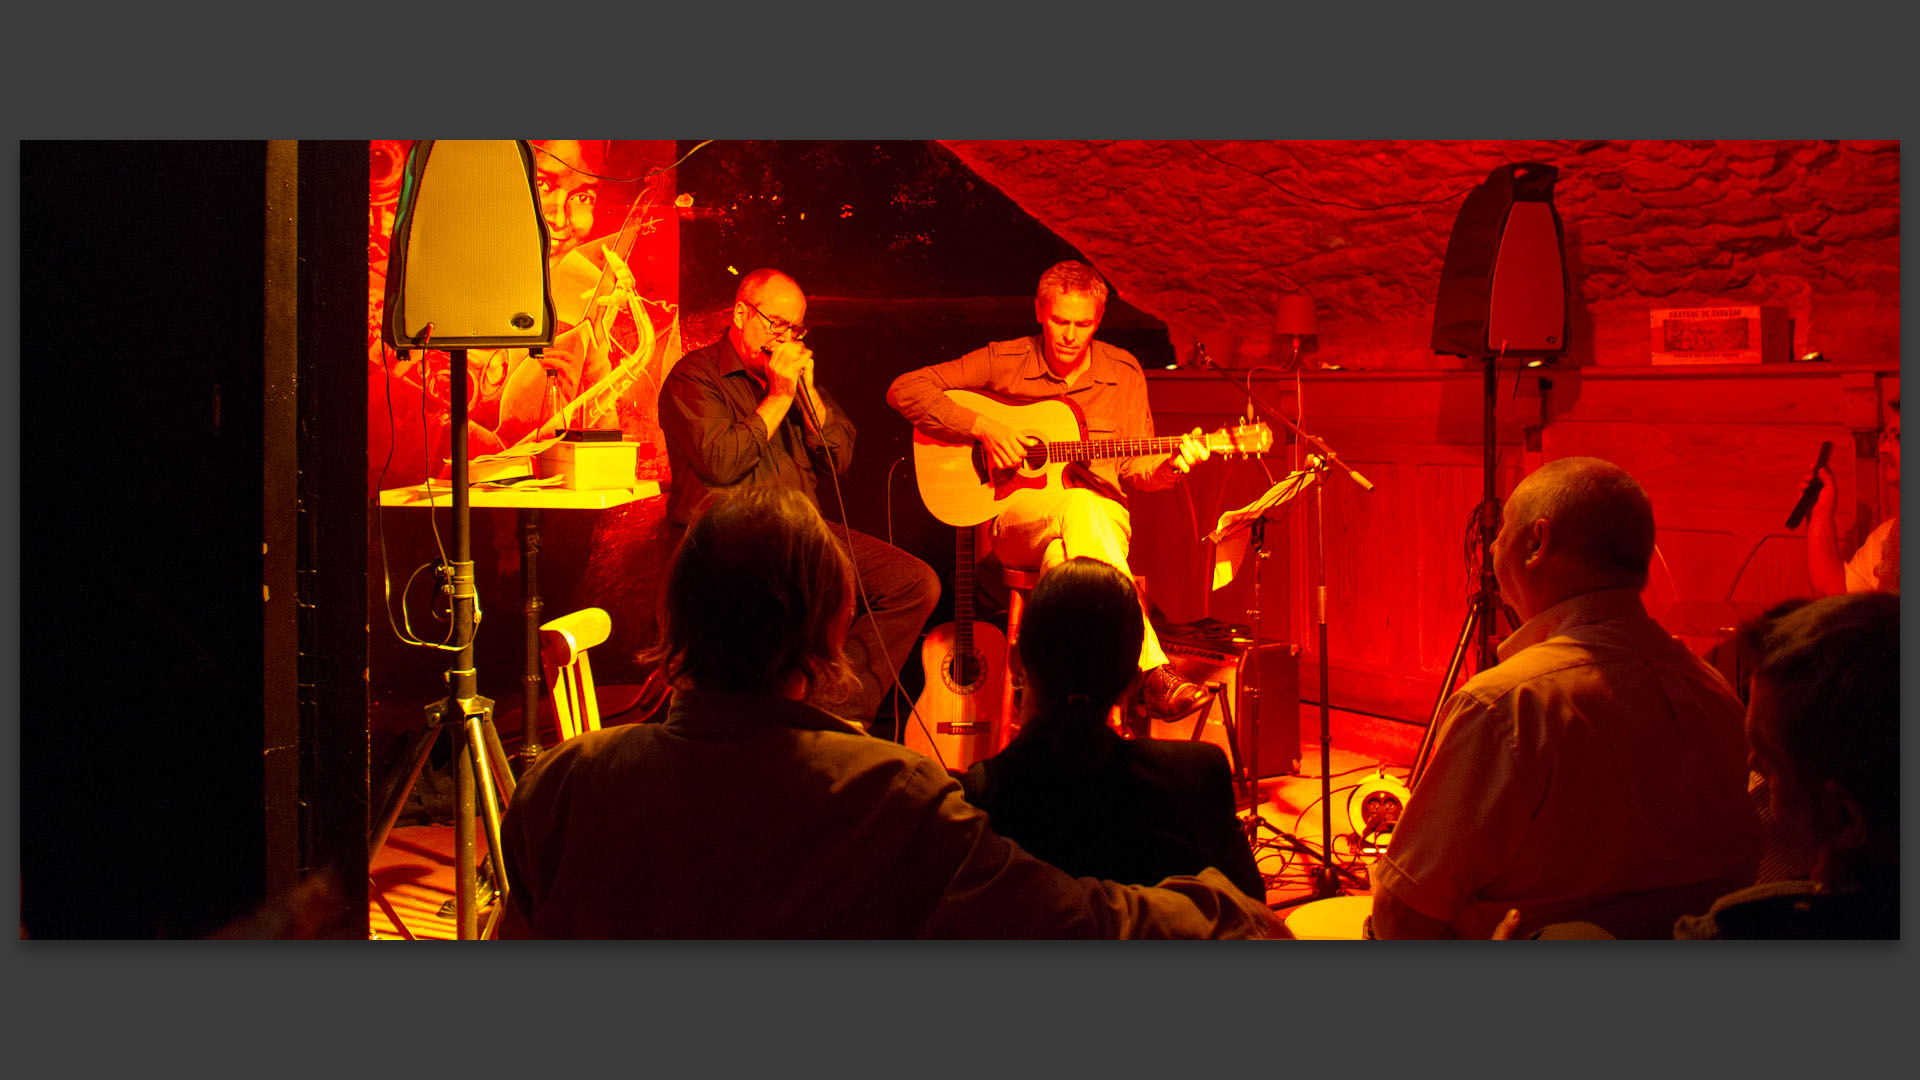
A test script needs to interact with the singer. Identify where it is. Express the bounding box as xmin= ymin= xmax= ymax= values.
xmin=659 ymin=268 xmax=939 ymax=725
